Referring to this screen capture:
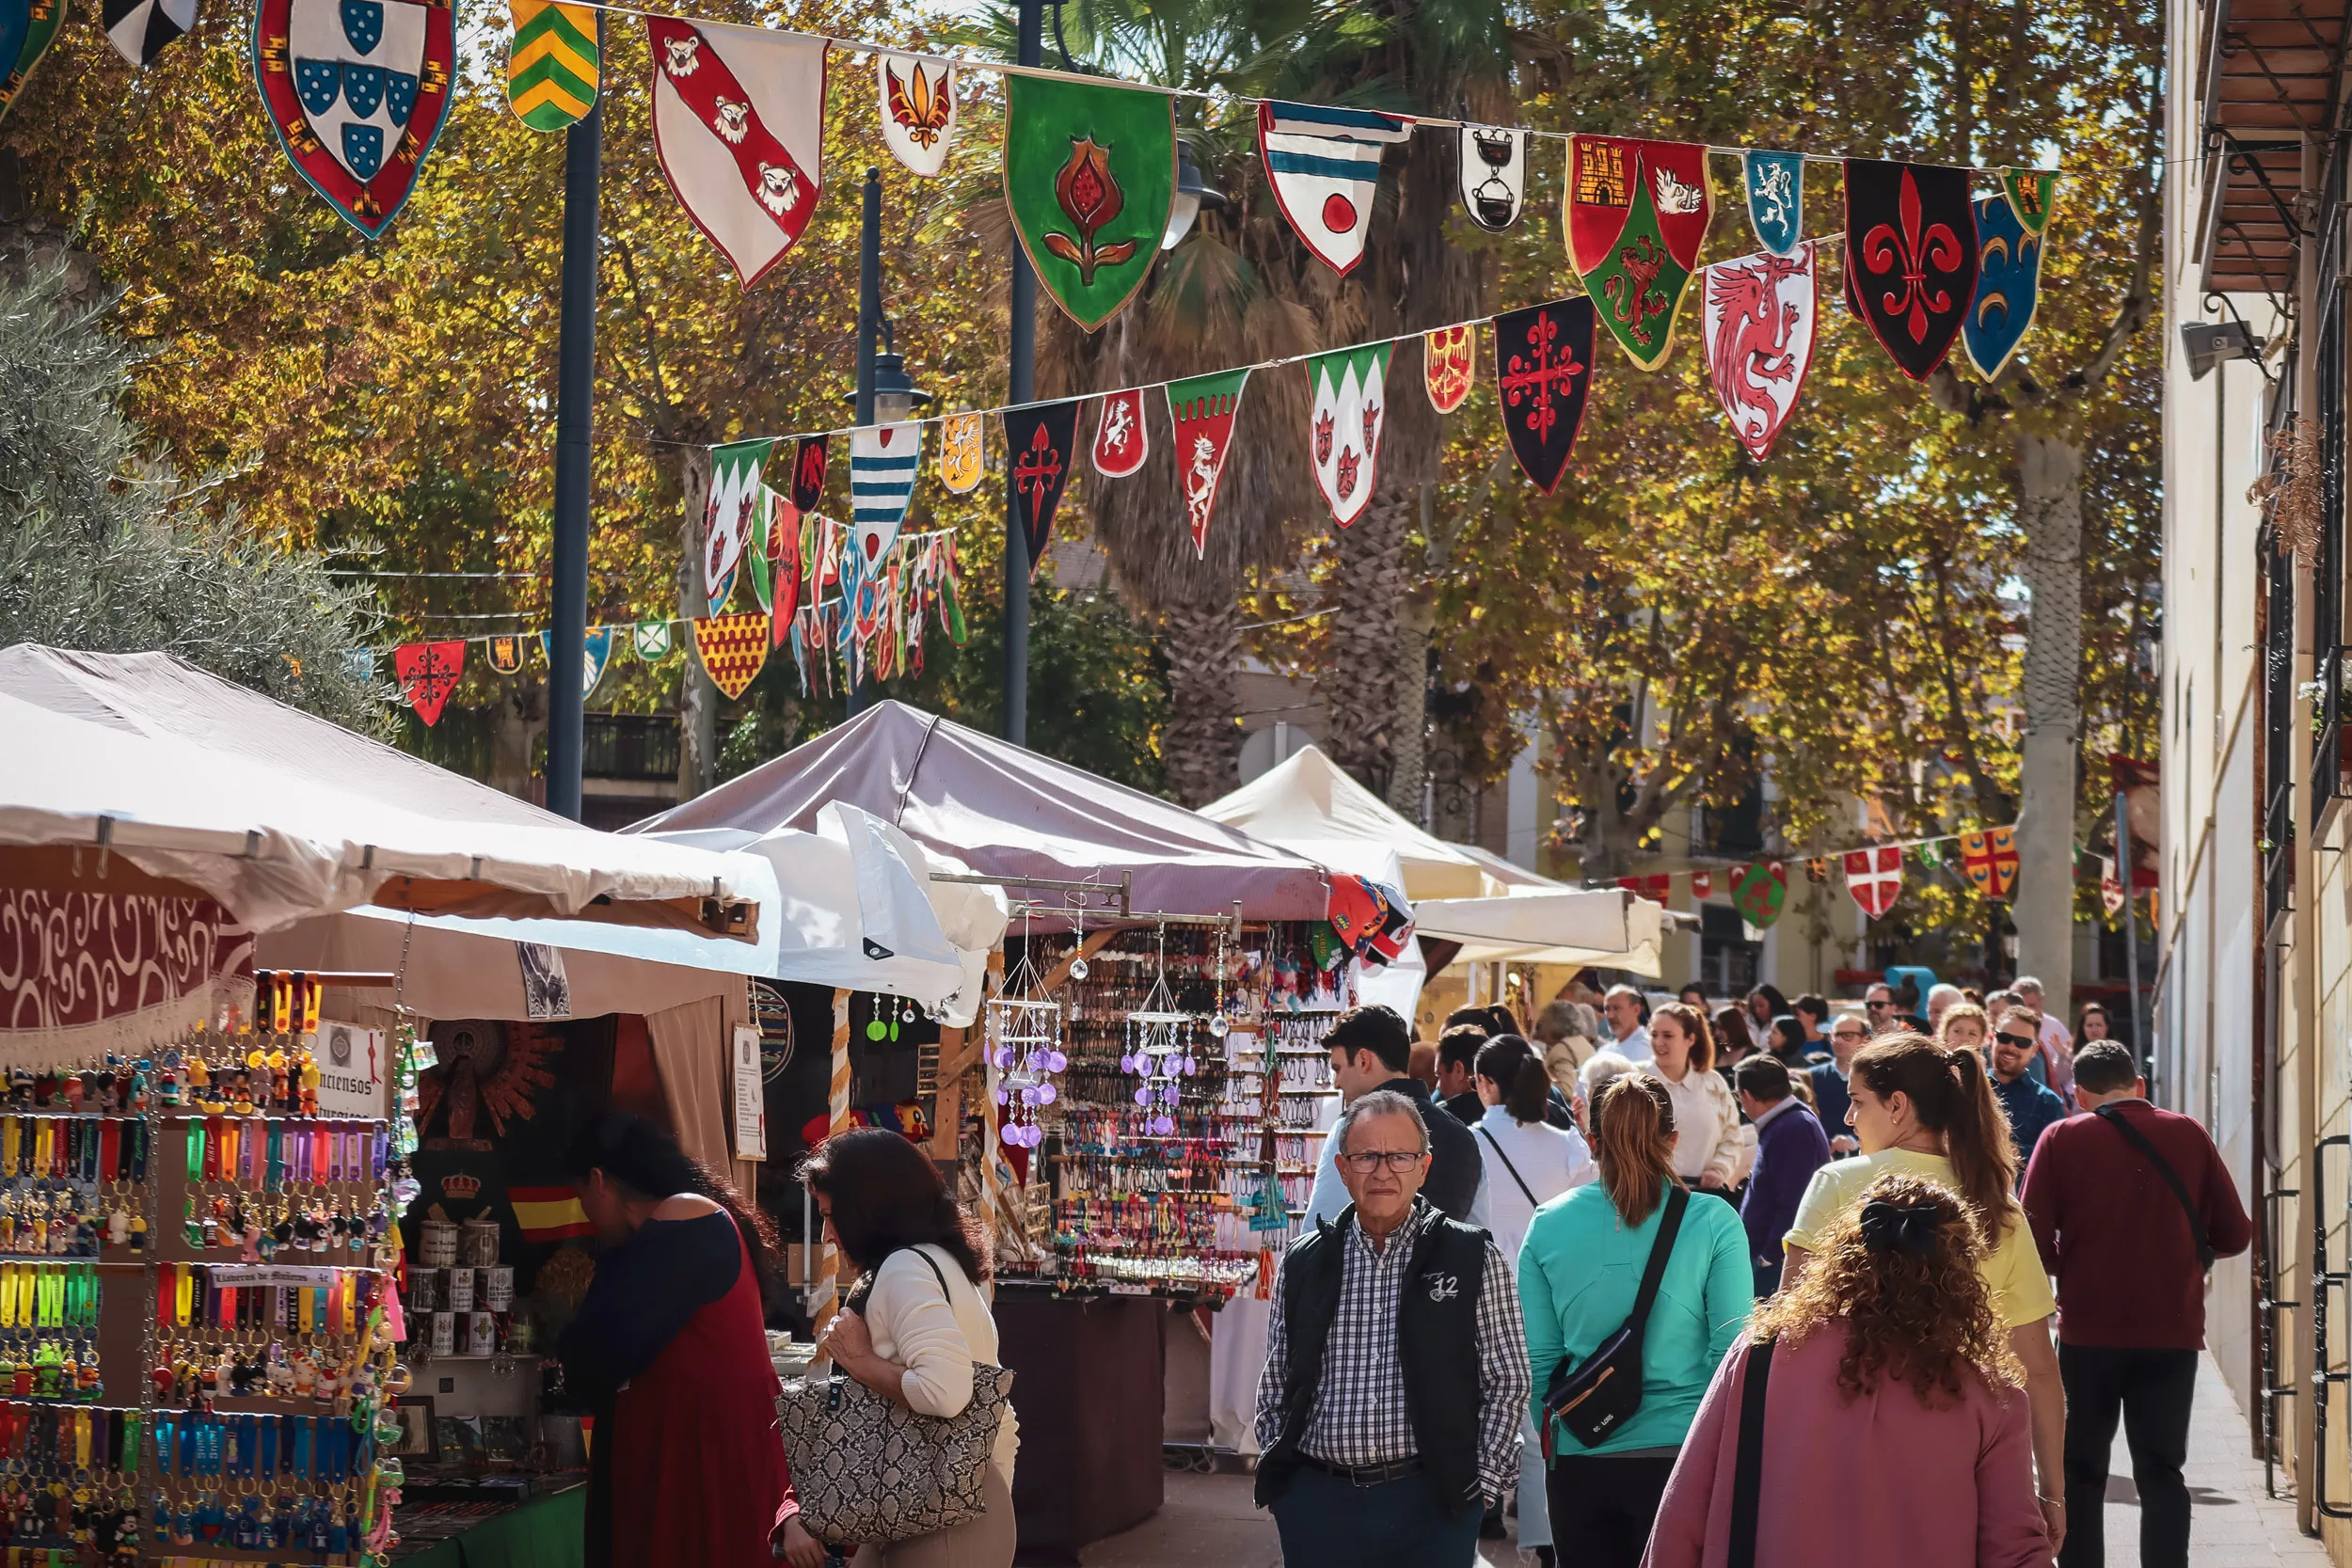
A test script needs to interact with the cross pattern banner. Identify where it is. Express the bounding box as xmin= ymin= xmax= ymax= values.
xmin=1494 ymin=297 xmax=1596 ymax=494
xmin=1002 ymin=400 xmax=1080 ymax=573
xmin=1843 ymin=846 xmax=1902 ymax=919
